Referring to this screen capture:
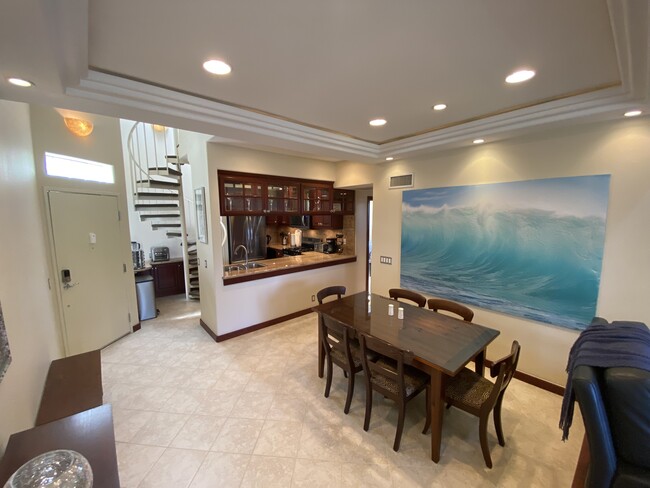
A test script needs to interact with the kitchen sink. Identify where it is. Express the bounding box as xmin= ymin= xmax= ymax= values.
xmin=223 ymin=264 xmax=243 ymax=272
xmin=223 ymin=262 xmax=266 ymax=272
